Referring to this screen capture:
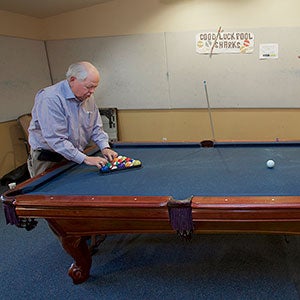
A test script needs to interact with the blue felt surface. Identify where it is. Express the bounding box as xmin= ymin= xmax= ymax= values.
xmin=3 ymin=144 xmax=300 ymax=299
xmin=24 ymin=144 xmax=300 ymax=199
